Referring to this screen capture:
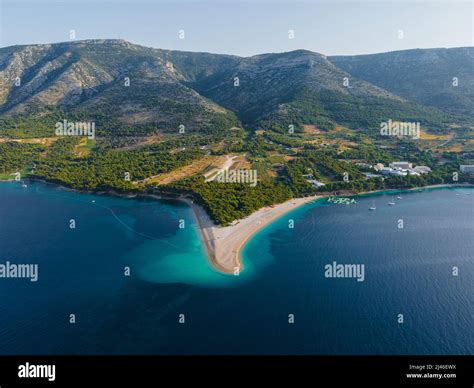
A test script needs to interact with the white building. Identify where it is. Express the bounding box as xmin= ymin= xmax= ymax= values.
xmin=413 ymin=166 xmax=431 ymax=174
xmin=380 ymin=167 xmax=394 ymax=175
xmin=302 ymin=174 xmax=325 ymax=188
xmin=393 ymin=170 xmax=407 ymax=176
xmin=363 ymin=173 xmax=382 ymax=179
xmin=389 ymin=162 xmax=412 ymax=169
xmin=308 ymin=180 xmax=325 ymax=188
xmin=381 ymin=167 xmax=408 ymax=176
